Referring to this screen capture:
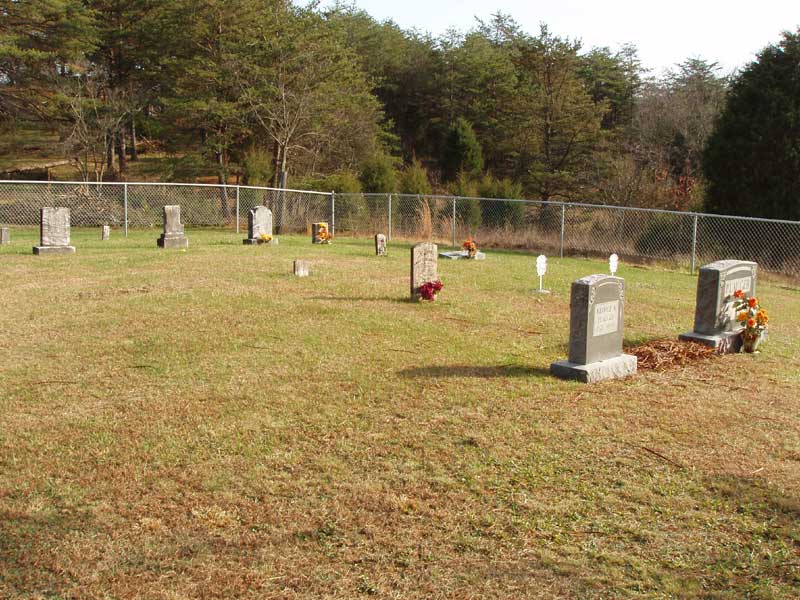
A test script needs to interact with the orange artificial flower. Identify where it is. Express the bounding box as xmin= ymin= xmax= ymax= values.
xmin=736 ymin=312 xmax=748 ymax=322
xmin=748 ymin=297 xmax=758 ymax=308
